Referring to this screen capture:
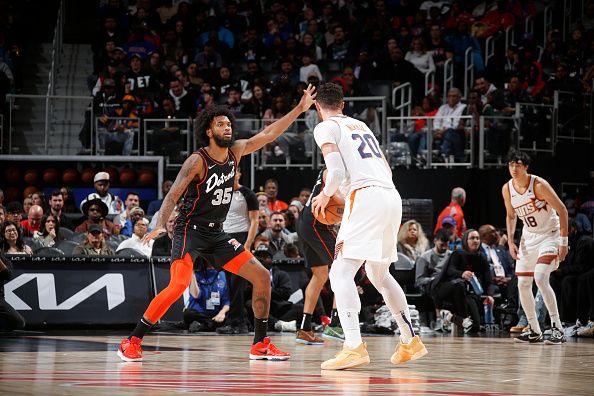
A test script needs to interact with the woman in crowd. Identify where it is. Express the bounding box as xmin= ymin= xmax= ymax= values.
xmin=397 ymin=219 xmax=429 ymax=262
xmin=1 ymin=221 xmax=33 ymax=255
xmin=431 ymin=229 xmax=493 ymax=333
xmin=34 ymin=214 xmax=63 ymax=247
xmin=60 ymin=186 xmax=78 ymax=213
xmin=405 ymin=37 xmax=435 ymax=75
xmin=243 ymin=83 xmax=272 ymax=120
